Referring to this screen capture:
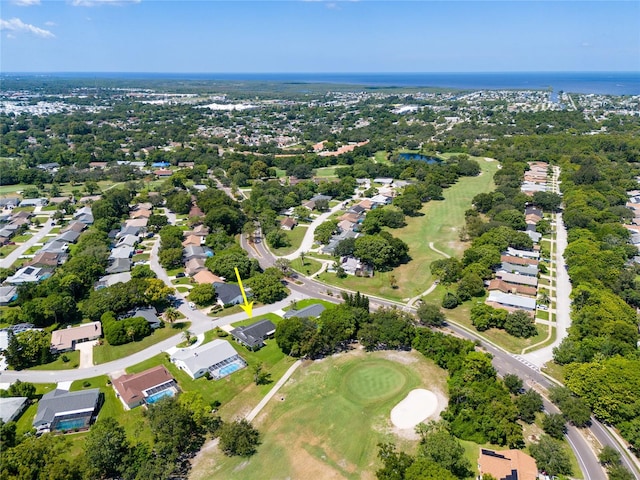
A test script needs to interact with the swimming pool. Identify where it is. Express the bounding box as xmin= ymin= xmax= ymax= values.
xmin=146 ymin=389 xmax=175 ymax=404
xmin=55 ymin=418 xmax=86 ymax=431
